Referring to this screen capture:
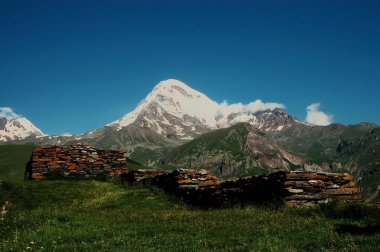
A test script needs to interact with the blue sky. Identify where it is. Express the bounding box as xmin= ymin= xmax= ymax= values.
xmin=1 ymin=0 xmax=379 ymax=134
